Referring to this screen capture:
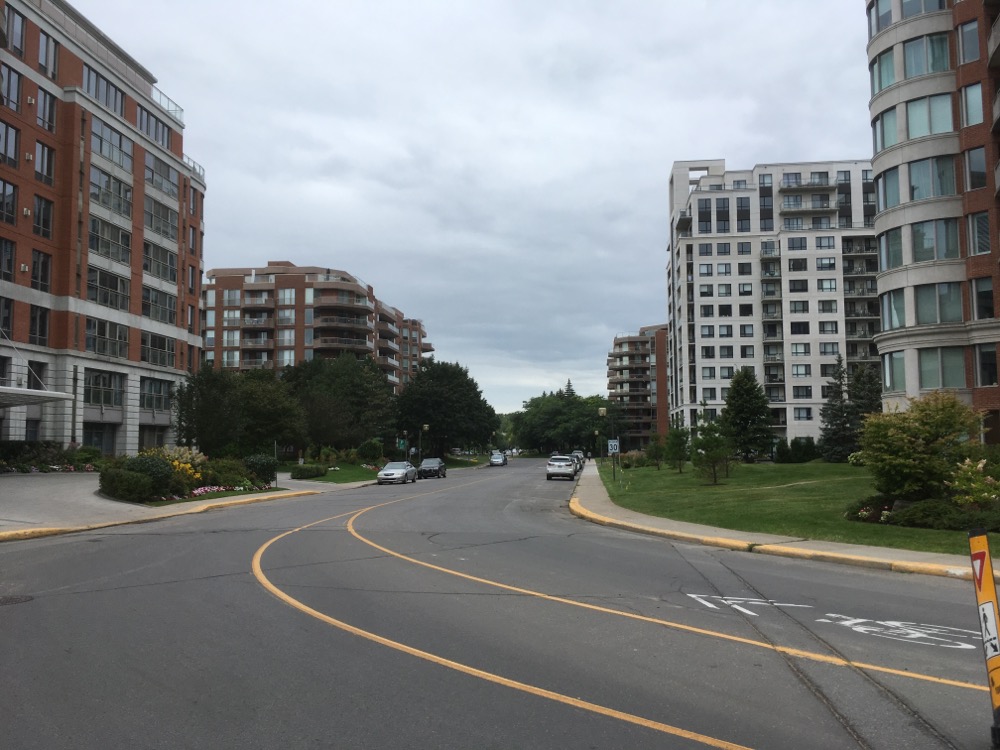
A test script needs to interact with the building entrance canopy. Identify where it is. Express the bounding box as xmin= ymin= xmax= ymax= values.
xmin=0 ymin=386 xmax=73 ymax=409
